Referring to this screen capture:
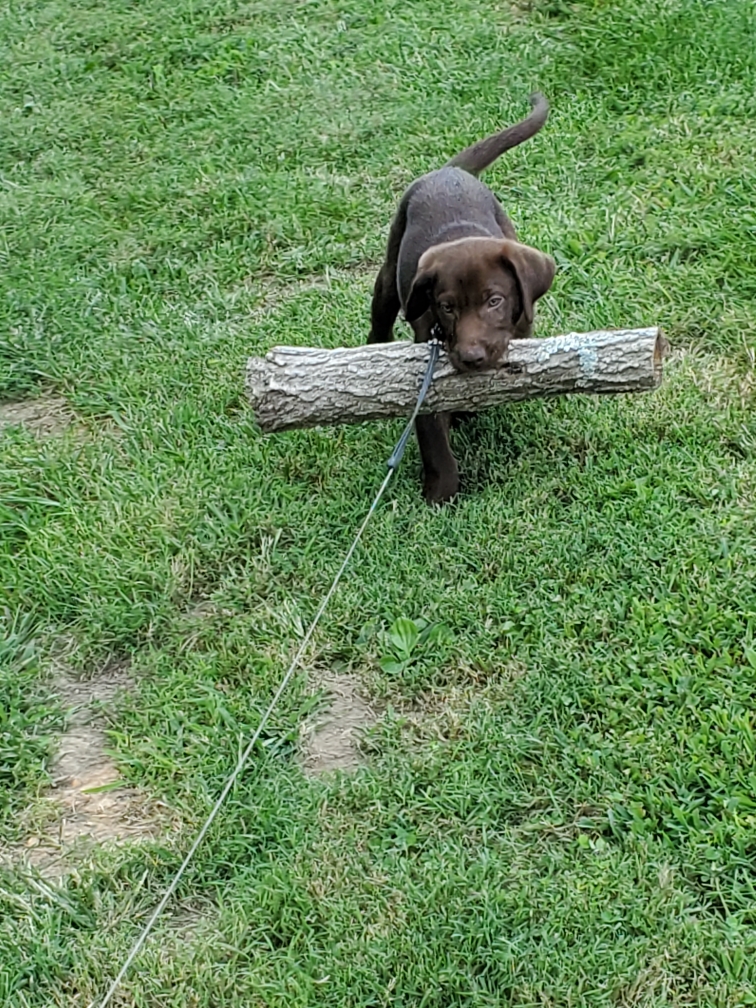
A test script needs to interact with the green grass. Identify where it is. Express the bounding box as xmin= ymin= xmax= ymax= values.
xmin=2 ymin=0 xmax=756 ymax=1003
xmin=0 ymin=616 xmax=61 ymax=829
